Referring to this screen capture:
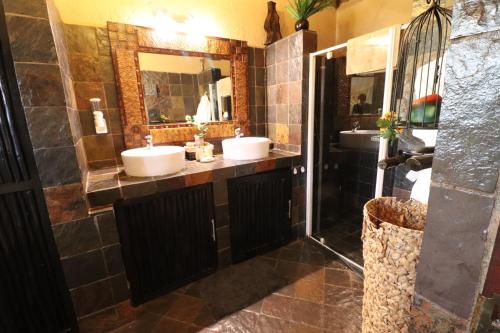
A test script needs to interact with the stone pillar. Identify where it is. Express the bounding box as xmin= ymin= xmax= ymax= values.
xmin=410 ymin=0 xmax=500 ymax=331
xmin=265 ymin=31 xmax=317 ymax=236
xmin=265 ymin=30 xmax=317 ymax=155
